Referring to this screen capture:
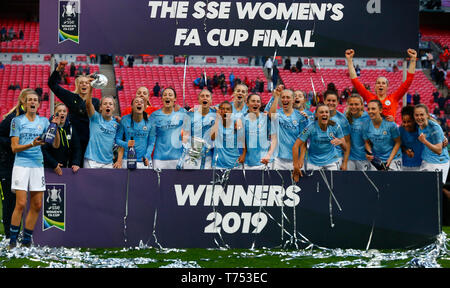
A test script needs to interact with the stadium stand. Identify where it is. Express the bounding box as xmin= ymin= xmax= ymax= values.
xmin=0 ymin=63 xmax=101 ymax=119
xmin=114 ymin=65 xmax=273 ymax=109
xmin=0 ymin=20 xmax=39 ymax=53
xmin=421 ymin=27 xmax=450 ymax=48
